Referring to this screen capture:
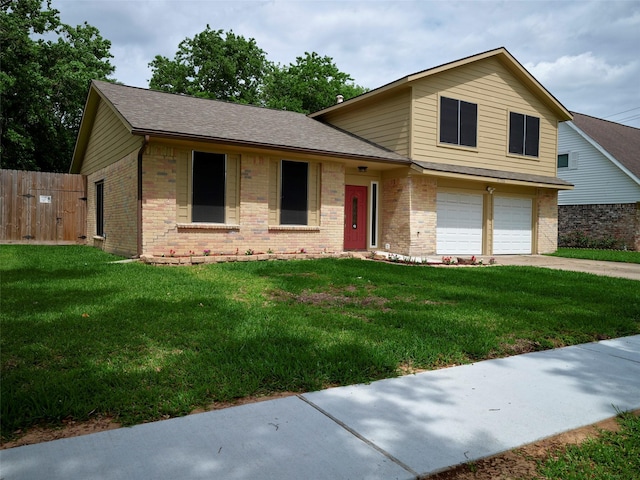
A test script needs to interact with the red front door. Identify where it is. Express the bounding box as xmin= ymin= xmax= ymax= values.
xmin=344 ymin=185 xmax=367 ymax=250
